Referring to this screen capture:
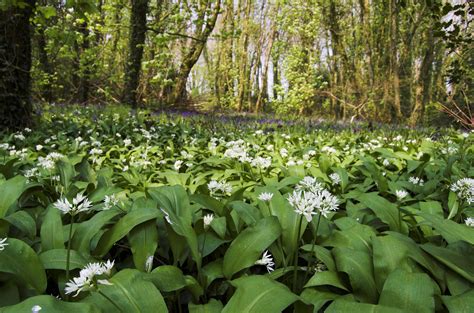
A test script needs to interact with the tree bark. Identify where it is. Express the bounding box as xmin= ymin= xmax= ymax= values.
xmin=168 ymin=0 xmax=221 ymax=106
xmin=0 ymin=0 xmax=36 ymax=130
xmin=123 ymin=0 xmax=149 ymax=108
